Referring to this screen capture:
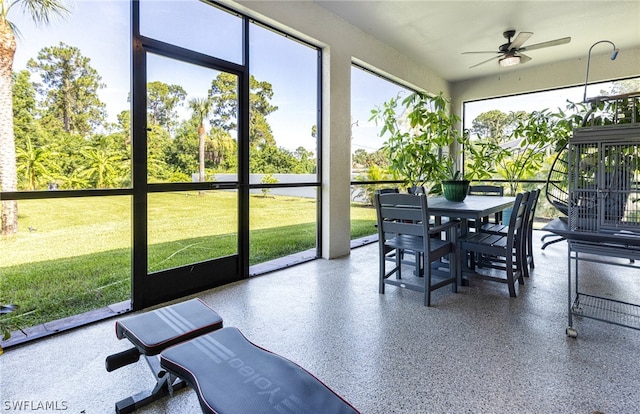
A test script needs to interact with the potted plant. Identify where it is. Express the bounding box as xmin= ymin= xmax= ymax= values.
xmin=371 ymin=91 xmax=466 ymax=194
xmin=441 ymin=157 xmax=470 ymax=202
